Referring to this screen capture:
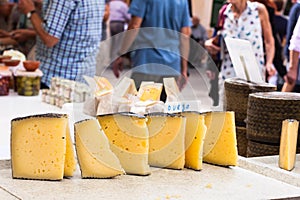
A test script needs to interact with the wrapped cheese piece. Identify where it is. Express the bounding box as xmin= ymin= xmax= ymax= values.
xmin=163 ymin=77 xmax=182 ymax=102
xmin=112 ymin=77 xmax=138 ymax=112
xmin=137 ymin=81 xmax=163 ymax=101
xmin=130 ymin=100 xmax=165 ymax=115
xmin=83 ymin=76 xmax=113 ymax=116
